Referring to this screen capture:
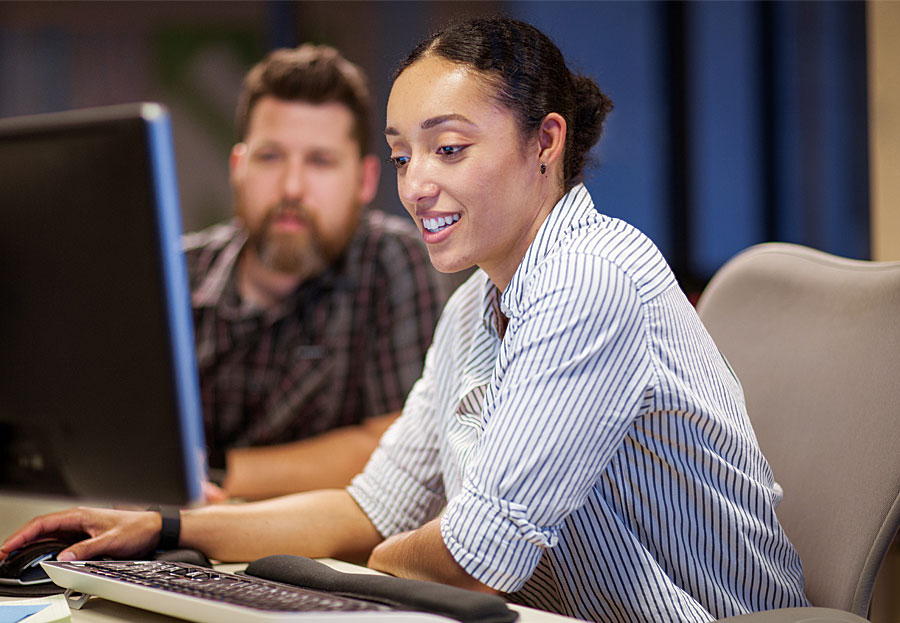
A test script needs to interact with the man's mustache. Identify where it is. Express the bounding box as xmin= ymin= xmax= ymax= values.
xmin=265 ymin=201 xmax=311 ymax=228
